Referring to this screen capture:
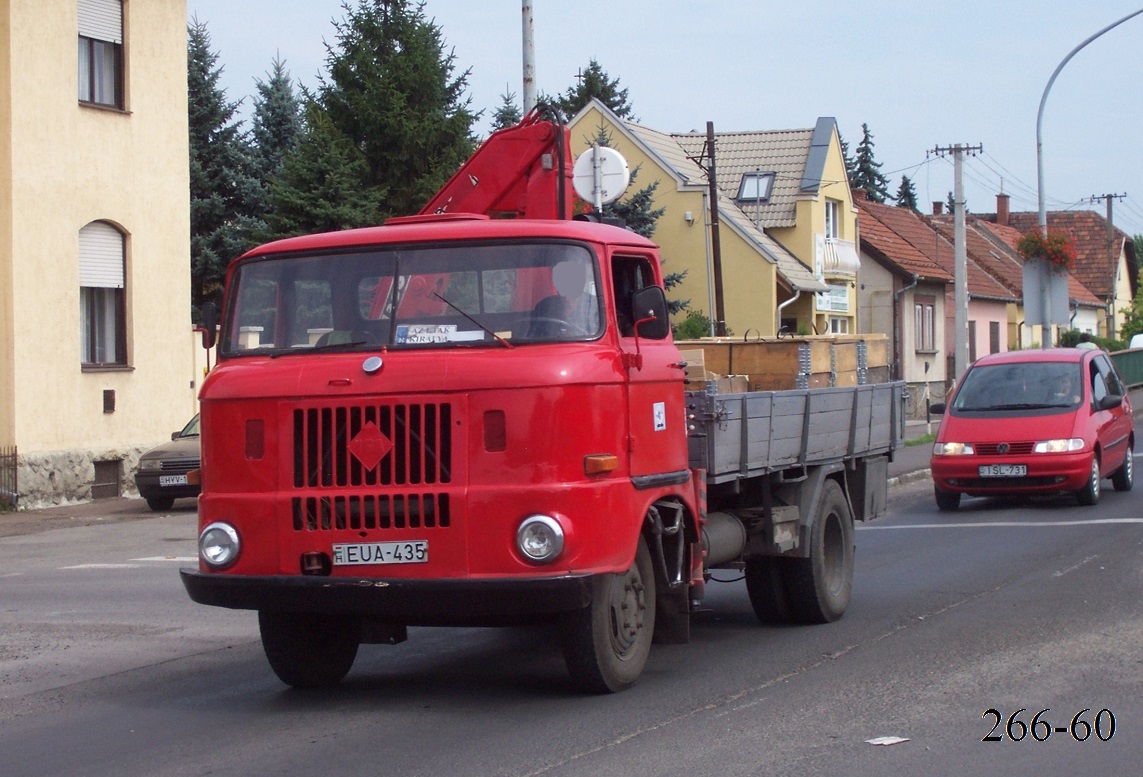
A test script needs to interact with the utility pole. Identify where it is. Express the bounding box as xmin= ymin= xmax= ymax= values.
xmin=932 ymin=143 xmax=982 ymax=380
xmin=686 ymin=123 xmax=727 ymax=336
xmin=1091 ymin=192 xmax=1126 ymax=336
xmin=521 ymin=1 xmax=536 ymax=113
